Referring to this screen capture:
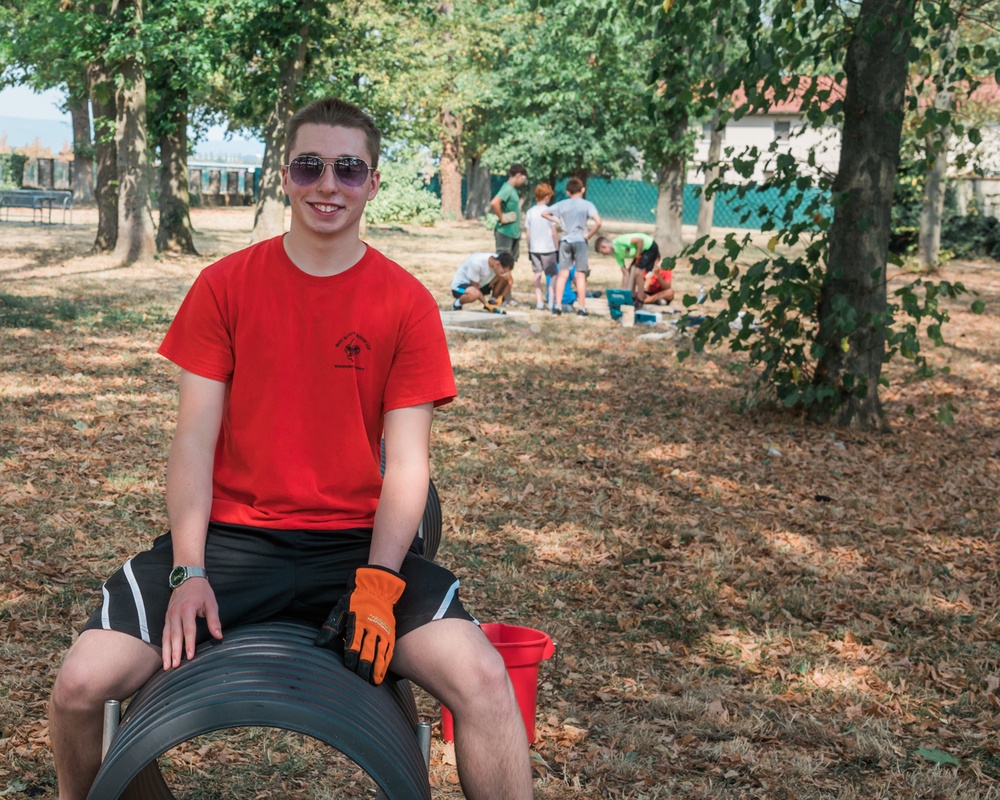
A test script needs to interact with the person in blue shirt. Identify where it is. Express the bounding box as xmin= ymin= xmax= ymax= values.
xmin=541 ymin=178 xmax=602 ymax=317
